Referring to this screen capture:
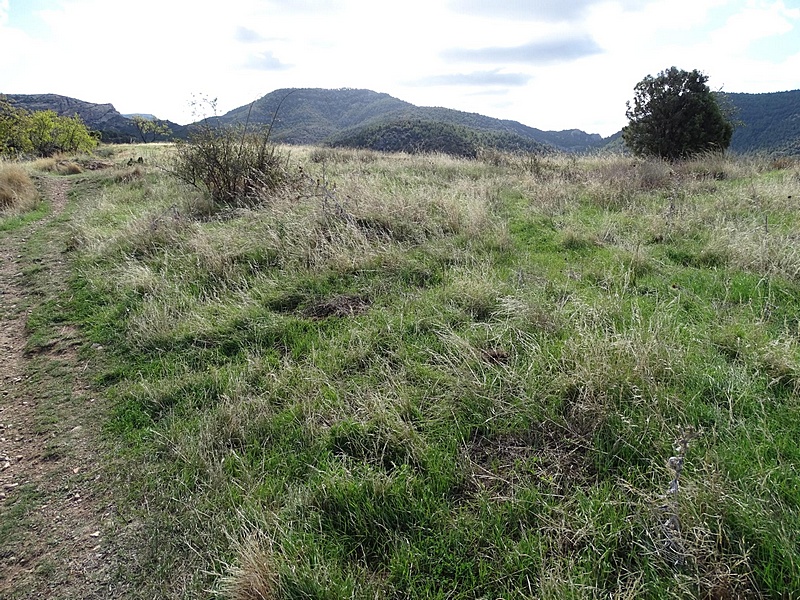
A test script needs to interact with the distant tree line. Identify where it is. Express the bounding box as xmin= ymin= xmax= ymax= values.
xmin=719 ymin=90 xmax=800 ymax=154
xmin=0 ymin=96 xmax=98 ymax=157
xmin=328 ymin=118 xmax=549 ymax=157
